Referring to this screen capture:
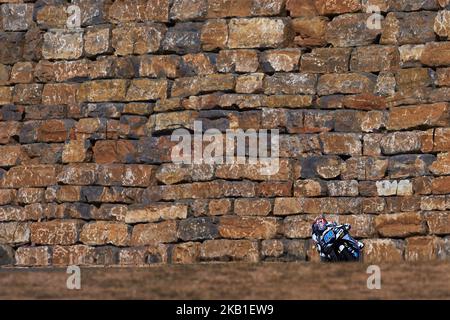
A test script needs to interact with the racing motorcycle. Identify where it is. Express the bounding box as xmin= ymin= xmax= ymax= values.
xmin=316 ymin=224 xmax=363 ymax=262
